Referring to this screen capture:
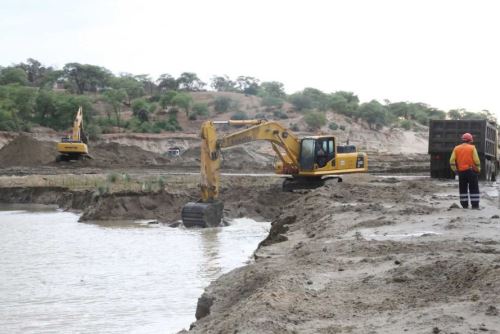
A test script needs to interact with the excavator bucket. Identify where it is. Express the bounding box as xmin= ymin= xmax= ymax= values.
xmin=181 ymin=201 xmax=224 ymax=228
